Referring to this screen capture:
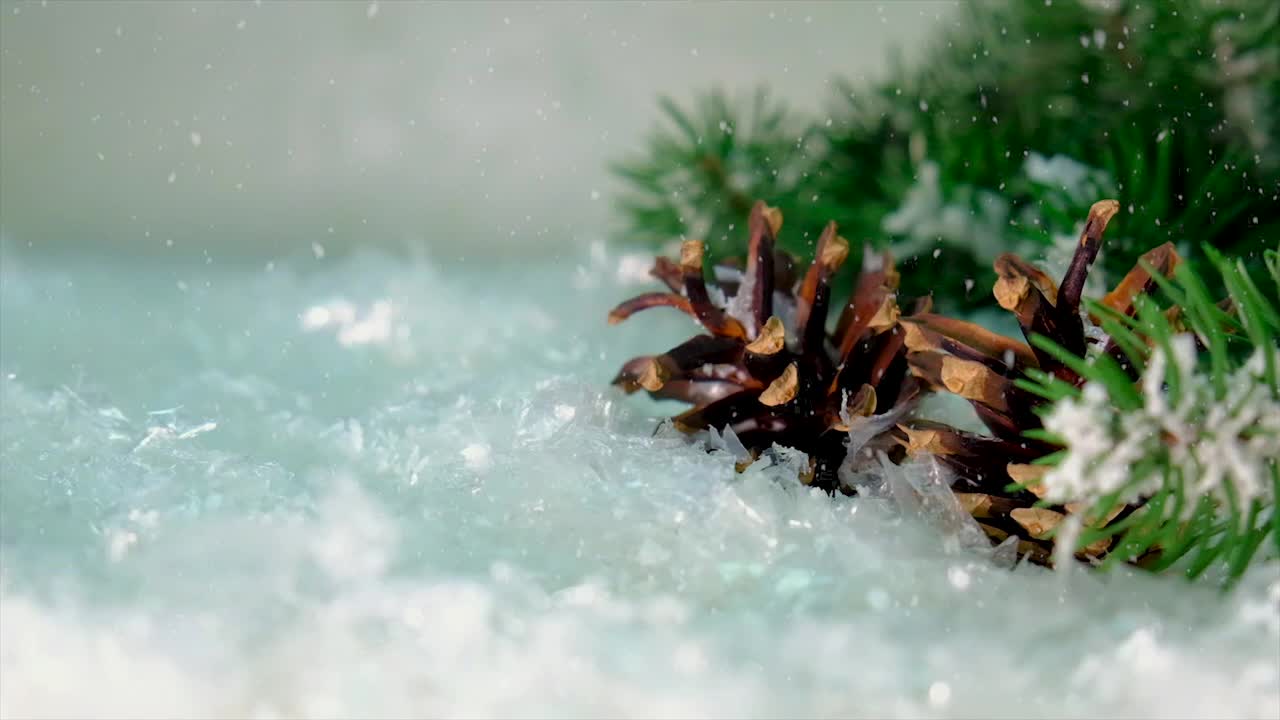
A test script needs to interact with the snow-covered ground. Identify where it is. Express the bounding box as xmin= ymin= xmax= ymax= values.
xmin=2 ymin=245 xmax=1277 ymax=719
